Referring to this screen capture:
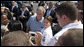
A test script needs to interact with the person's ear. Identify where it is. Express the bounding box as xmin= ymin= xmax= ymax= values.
xmin=62 ymin=15 xmax=67 ymax=20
